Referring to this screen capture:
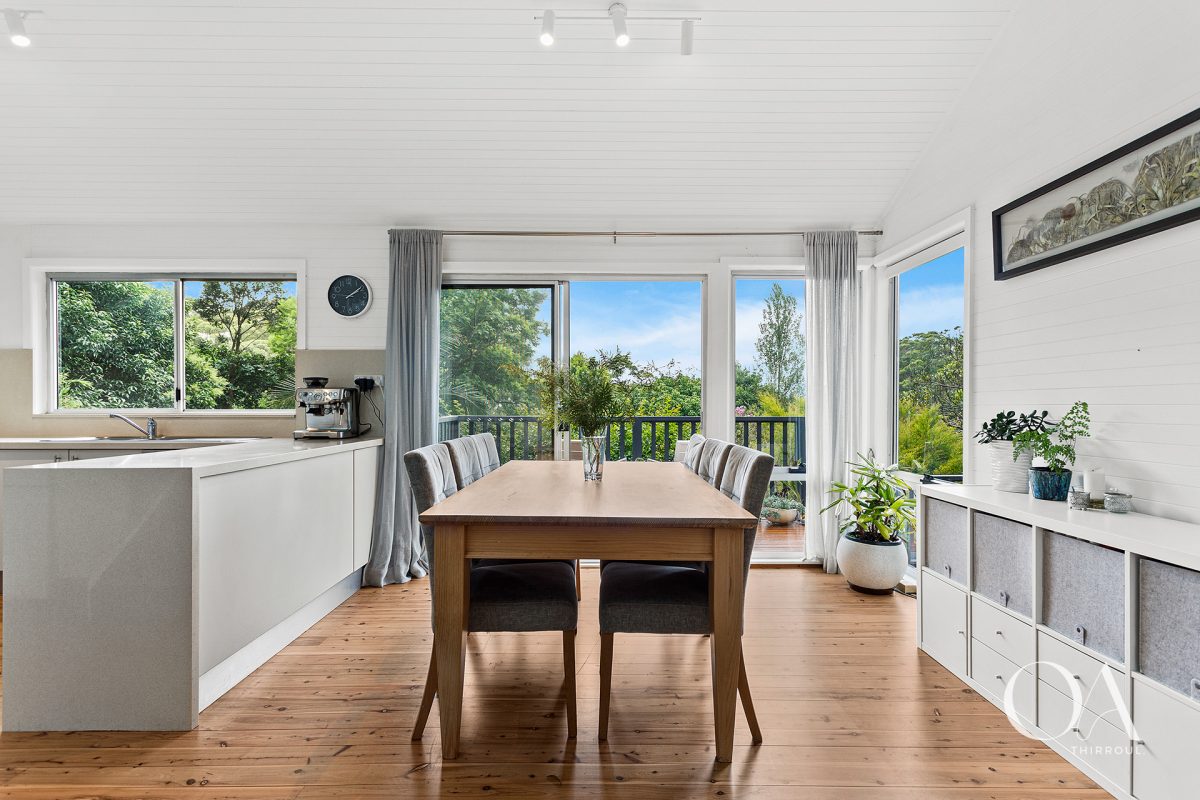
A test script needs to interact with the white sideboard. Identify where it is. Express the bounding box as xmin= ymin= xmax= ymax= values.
xmin=918 ymin=484 xmax=1200 ymax=800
